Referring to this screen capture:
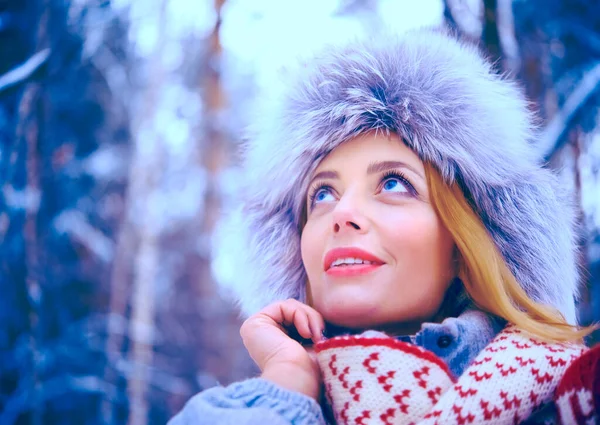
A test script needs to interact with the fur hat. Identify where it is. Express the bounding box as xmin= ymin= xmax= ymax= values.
xmin=214 ymin=28 xmax=581 ymax=324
